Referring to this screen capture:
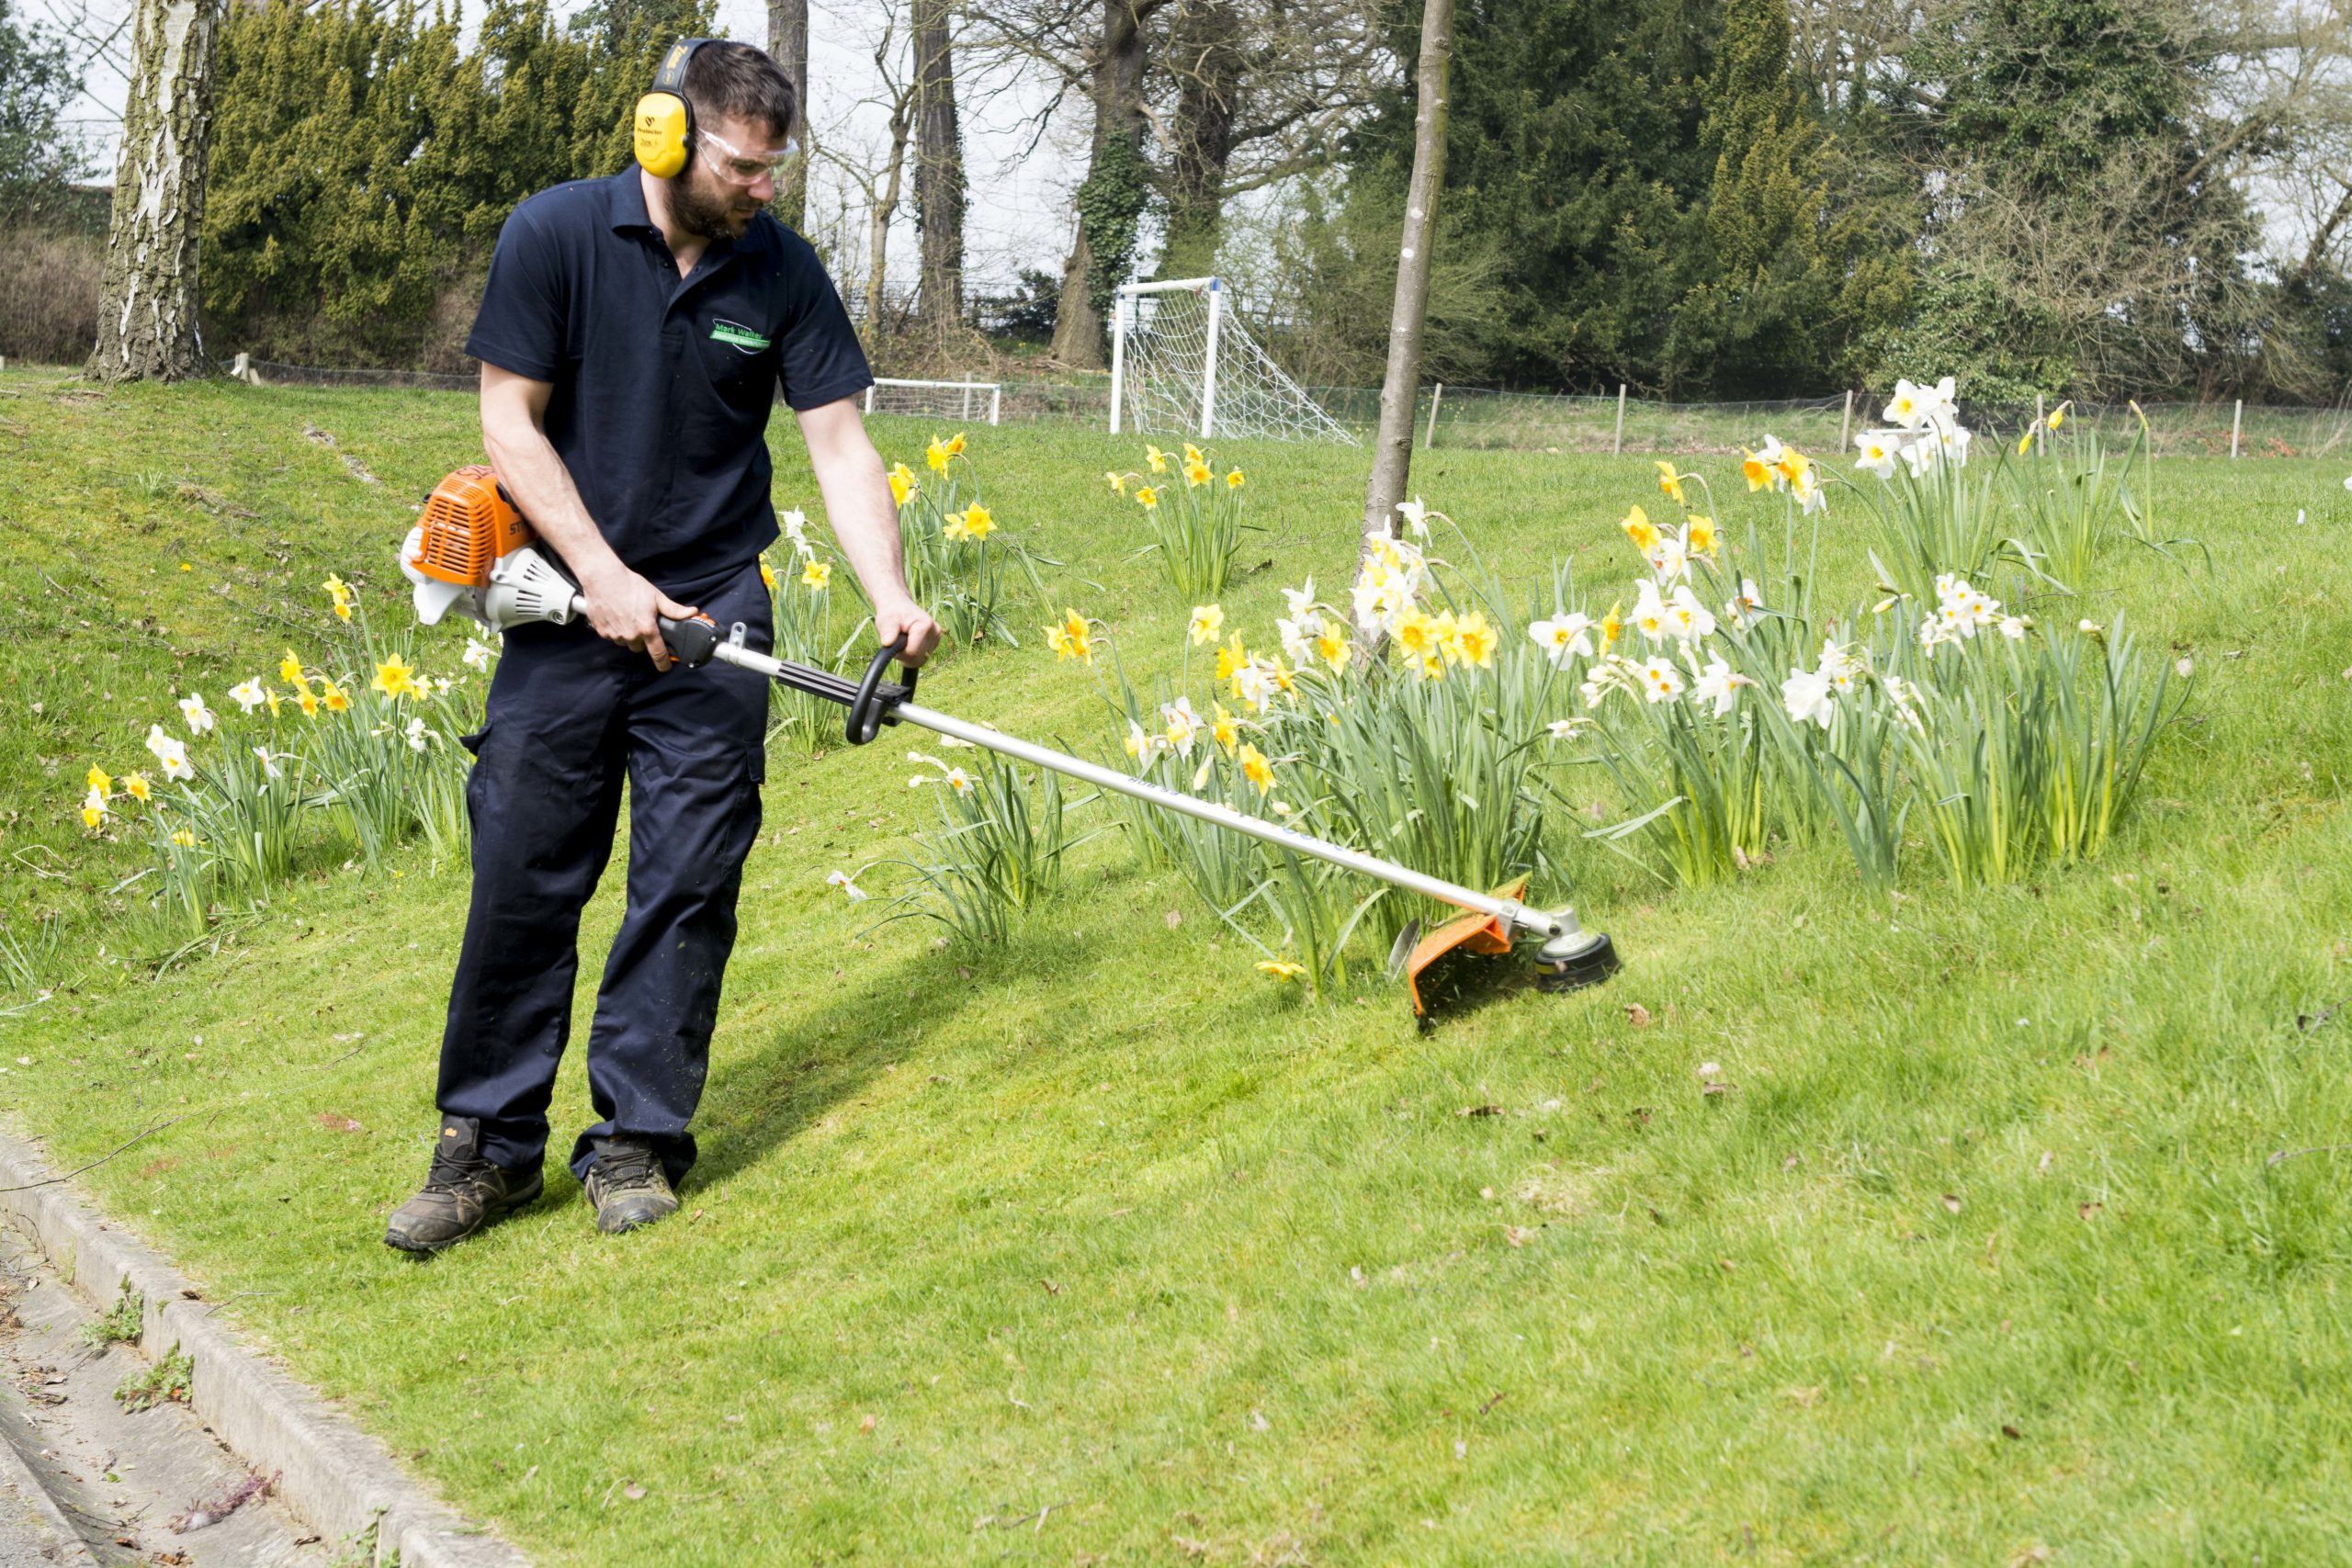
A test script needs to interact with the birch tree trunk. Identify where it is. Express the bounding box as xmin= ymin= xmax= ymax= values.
xmin=87 ymin=0 xmax=223 ymax=383
xmin=1356 ymin=0 xmax=1452 ymax=592
xmin=913 ymin=0 xmax=966 ymax=335
xmin=768 ymin=0 xmax=810 ymax=230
